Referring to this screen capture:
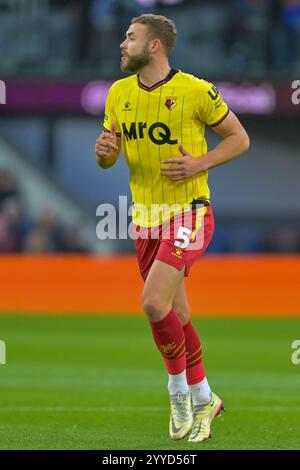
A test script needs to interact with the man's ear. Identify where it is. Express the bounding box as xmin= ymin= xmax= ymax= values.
xmin=151 ymin=38 xmax=161 ymax=53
